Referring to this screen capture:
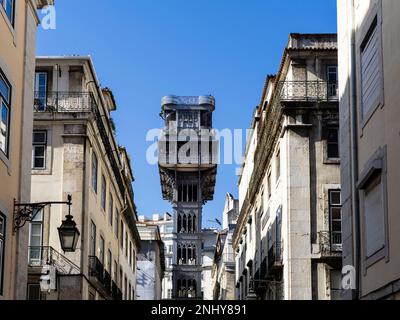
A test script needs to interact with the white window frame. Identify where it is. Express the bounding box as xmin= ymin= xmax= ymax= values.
xmin=0 ymin=0 xmax=15 ymax=26
xmin=34 ymin=72 xmax=48 ymax=111
xmin=28 ymin=209 xmax=44 ymax=266
xmin=32 ymin=131 xmax=47 ymax=170
xmin=329 ymin=190 xmax=342 ymax=252
xmin=0 ymin=71 xmax=11 ymax=158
